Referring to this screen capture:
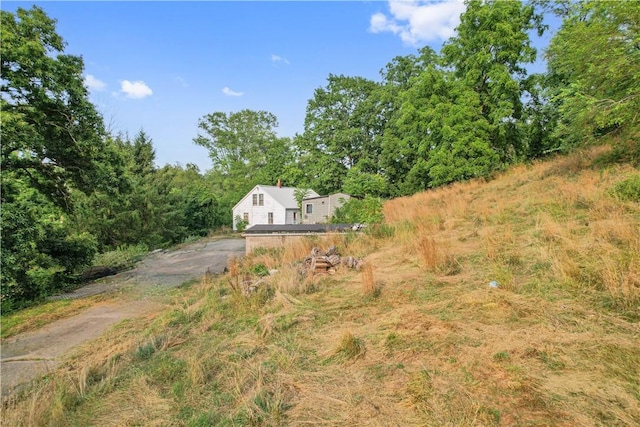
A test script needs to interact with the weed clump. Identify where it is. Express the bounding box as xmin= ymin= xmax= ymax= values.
xmin=611 ymin=174 xmax=640 ymax=202
xmin=327 ymin=332 xmax=366 ymax=363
